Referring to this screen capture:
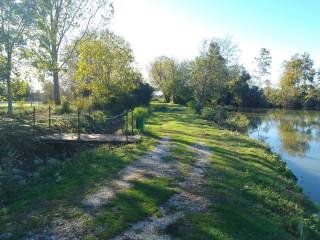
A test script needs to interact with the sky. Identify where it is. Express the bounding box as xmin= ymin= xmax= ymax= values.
xmin=109 ymin=0 xmax=320 ymax=86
